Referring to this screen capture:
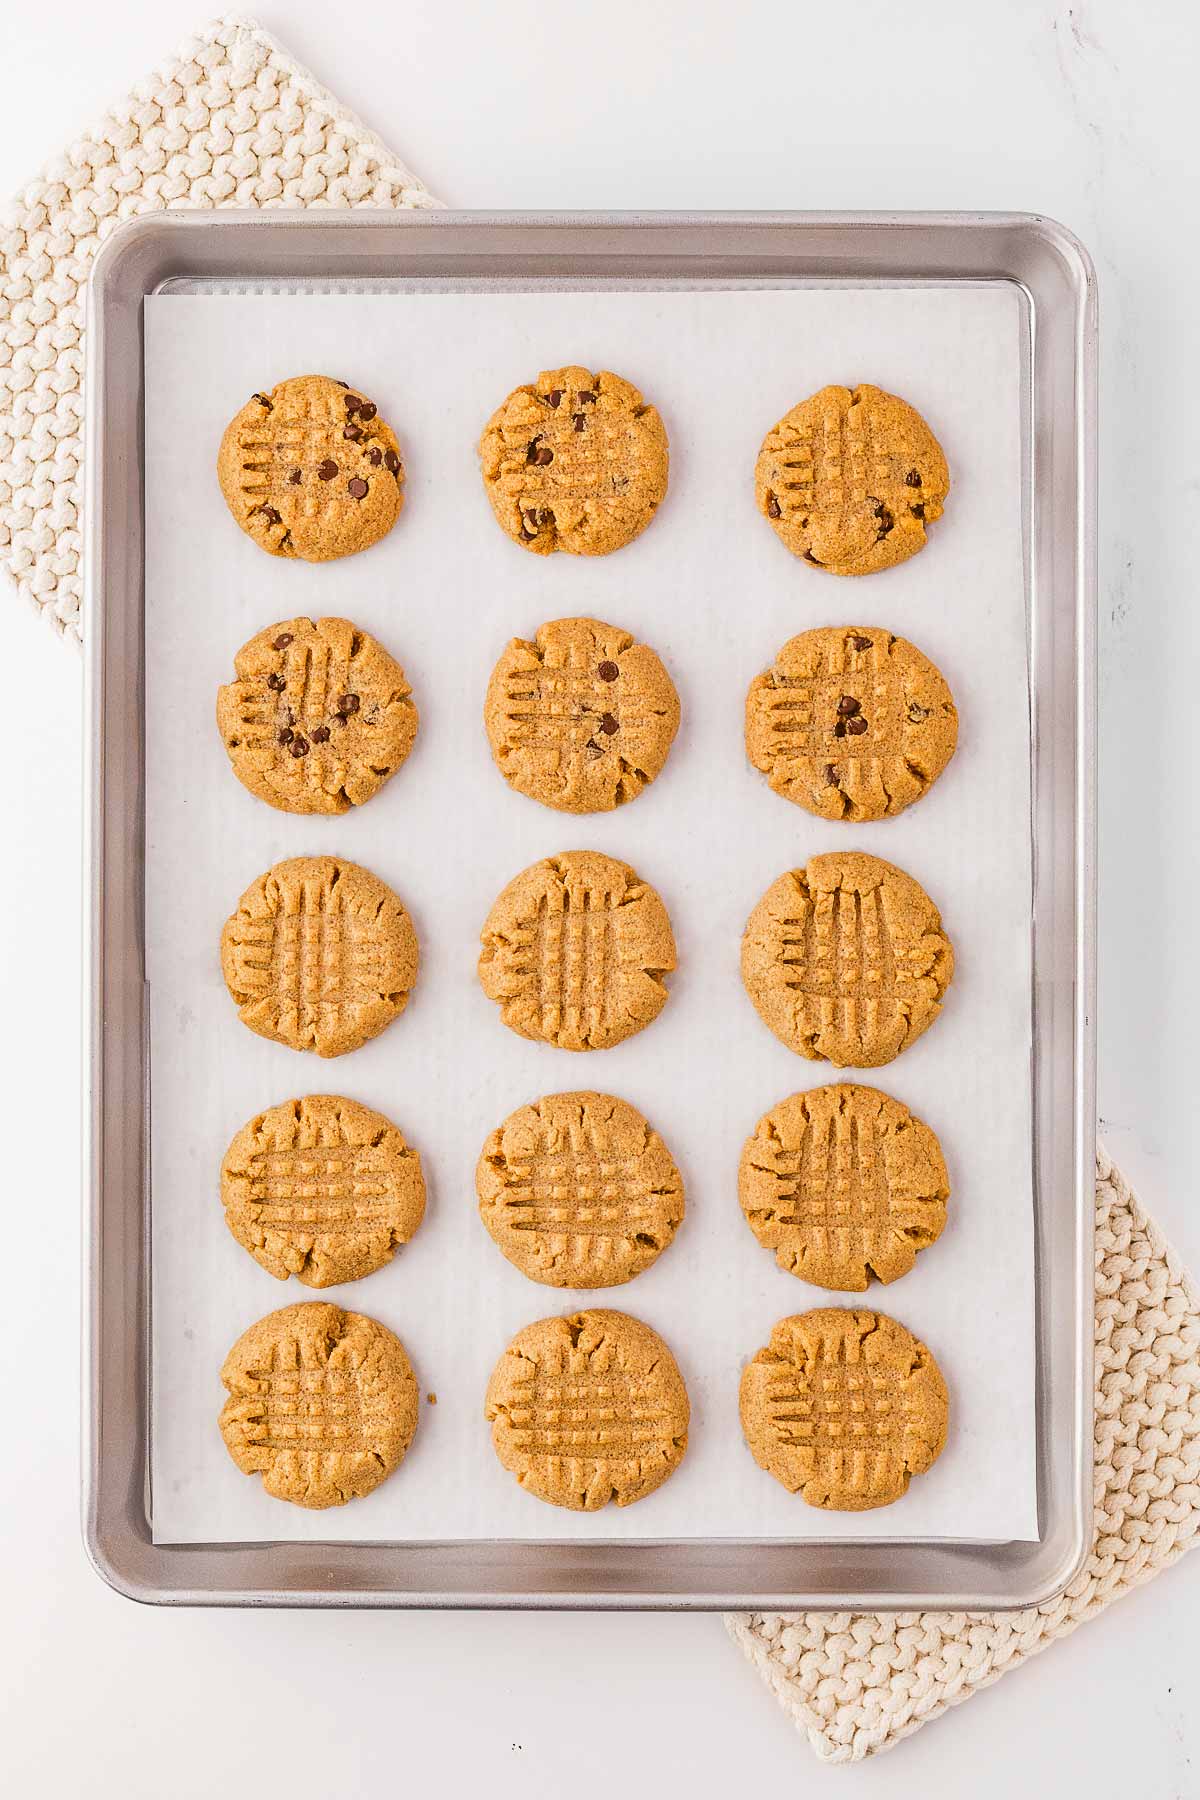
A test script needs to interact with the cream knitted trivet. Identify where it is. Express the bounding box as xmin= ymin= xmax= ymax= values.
xmin=0 ymin=14 xmax=440 ymax=641
xmin=728 ymin=1145 xmax=1200 ymax=1762
xmin=5 ymin=21 xmax=1196 ymax=1766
